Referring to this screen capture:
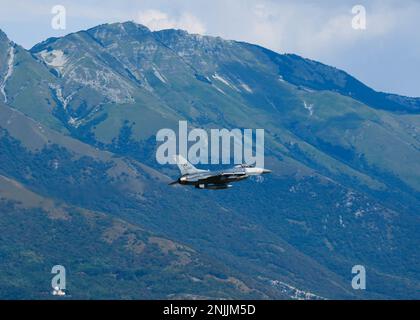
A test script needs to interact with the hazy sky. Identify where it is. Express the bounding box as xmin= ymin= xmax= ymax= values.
xmin=0 ymin=0 xmax=419 ymax=97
